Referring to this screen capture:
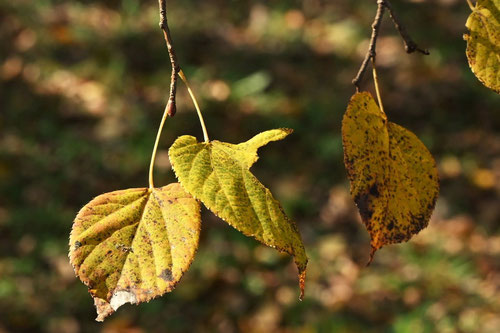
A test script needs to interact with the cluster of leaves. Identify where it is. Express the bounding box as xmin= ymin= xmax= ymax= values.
xmin=69 ymin=129 xmax=307 ymax=321
xmin=68 ymin=0 xmax=498 ymax=322
xmin=339 ymin=0 xmax=498 ymax=260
